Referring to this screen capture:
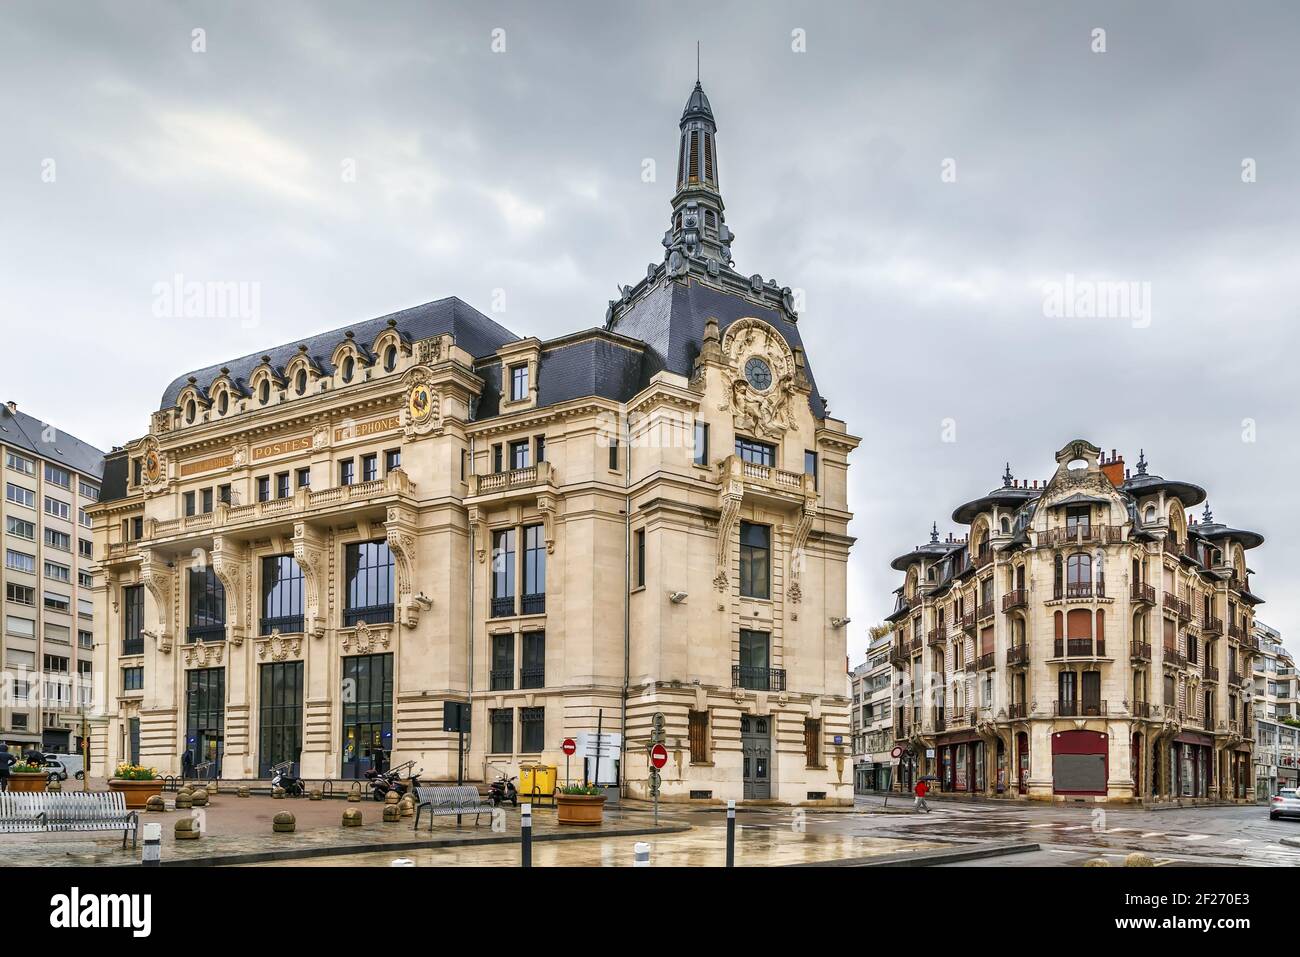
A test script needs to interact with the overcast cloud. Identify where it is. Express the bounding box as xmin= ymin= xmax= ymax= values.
xmin=2 ymin=1 xmax=1298 ymax=661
